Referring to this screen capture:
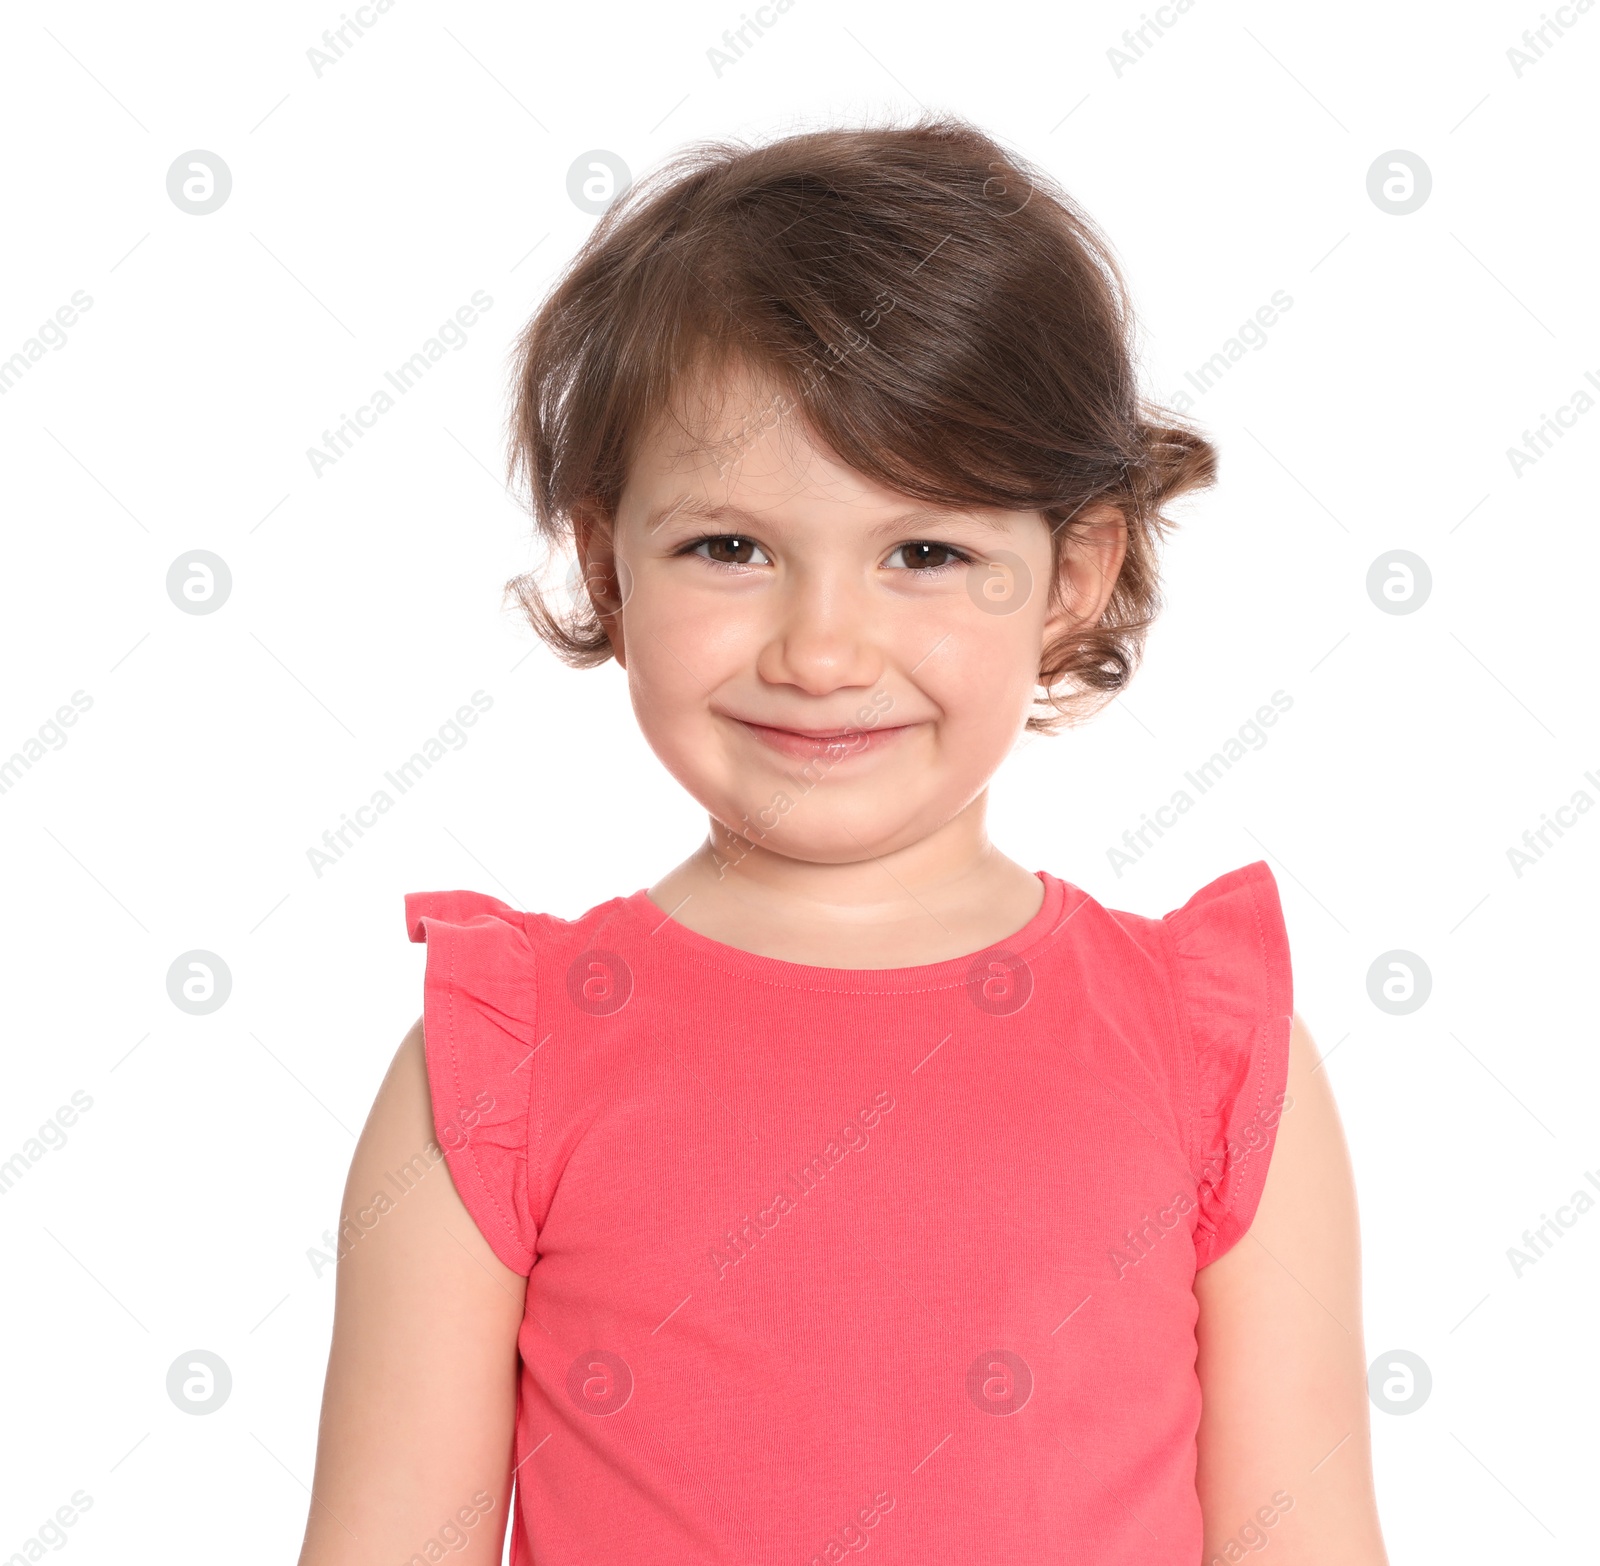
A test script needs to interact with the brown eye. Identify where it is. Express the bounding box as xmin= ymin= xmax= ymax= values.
xmin=694 ymin=536 xmax=769 ymax=566
xmin=889 ymin=541 xmax=962 ymax=570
